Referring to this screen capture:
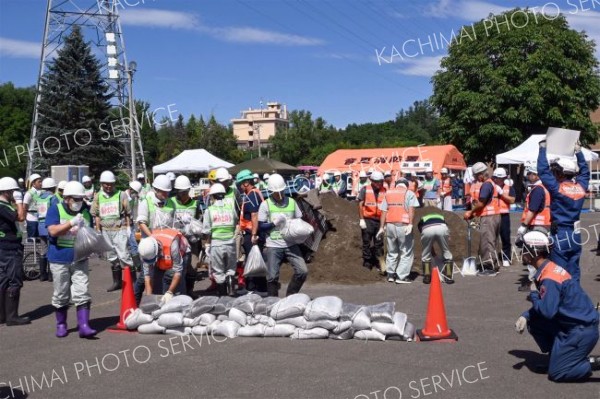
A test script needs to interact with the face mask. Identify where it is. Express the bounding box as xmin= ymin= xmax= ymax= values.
xmin=70 ymin=201 xmax=83 ymax=212
xmin=214 ymin=199 xmax=224 ymax=207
